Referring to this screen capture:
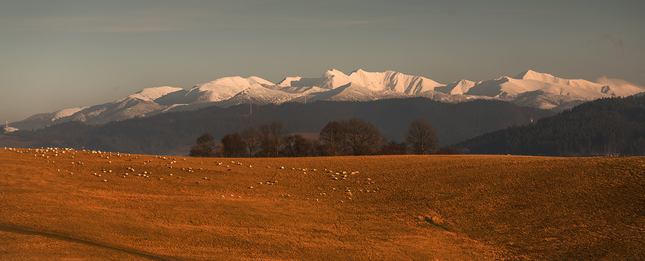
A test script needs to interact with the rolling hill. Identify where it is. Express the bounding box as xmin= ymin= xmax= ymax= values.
xmin=2 ymin=148 xmax=643 ymax=260
xmin=455 ymin=95 xmax=645 ymax=156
